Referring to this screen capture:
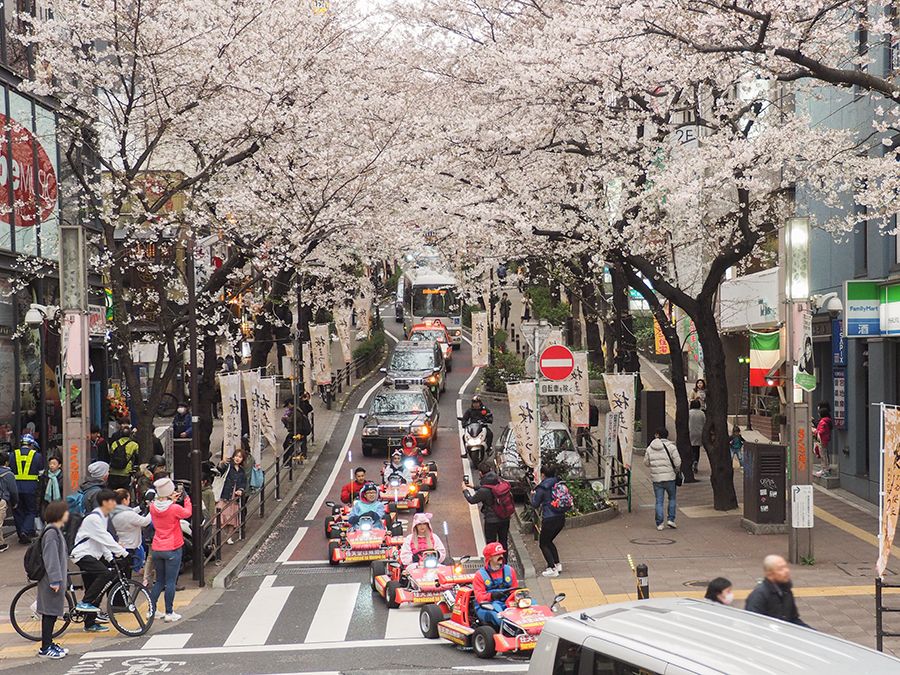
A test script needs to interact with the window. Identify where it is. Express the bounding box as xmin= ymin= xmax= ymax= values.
xmin=551 ymin=638 xmax=662 ymax=675
xmin=589 ymin=652 xmax=660 ymax=675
